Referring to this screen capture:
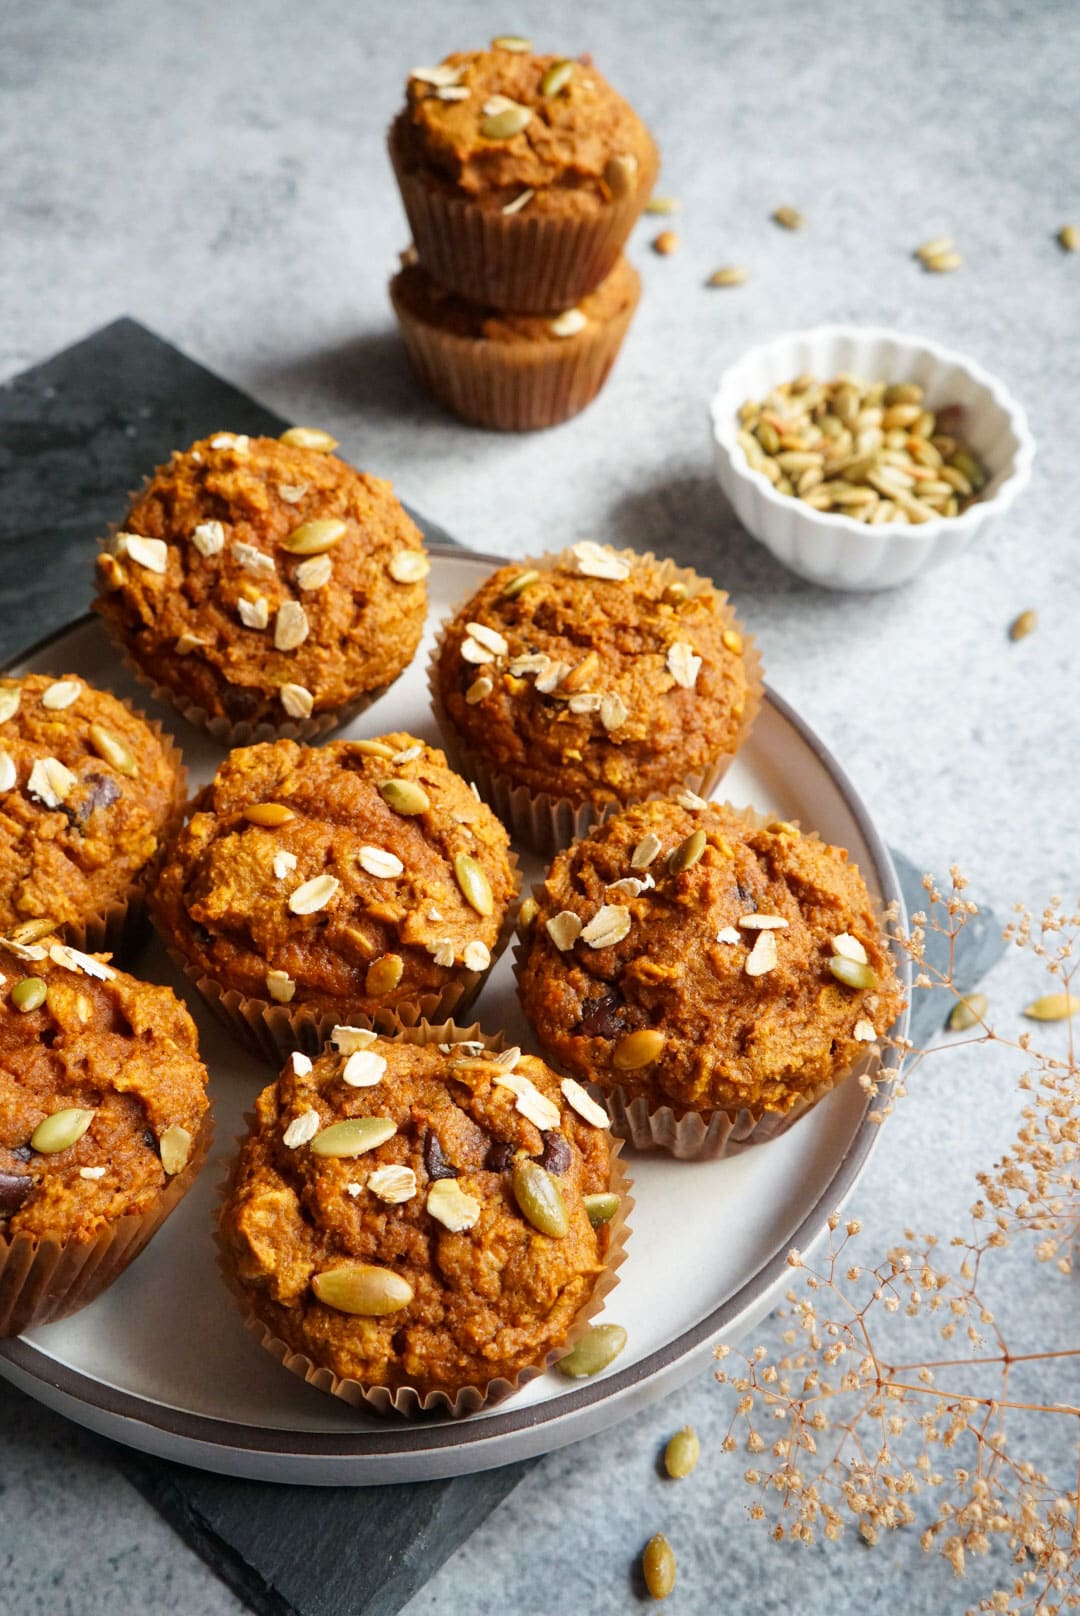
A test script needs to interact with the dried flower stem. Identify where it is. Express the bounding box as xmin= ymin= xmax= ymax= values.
xmin=713 ymin=872 xmax=1080 ymax=1613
